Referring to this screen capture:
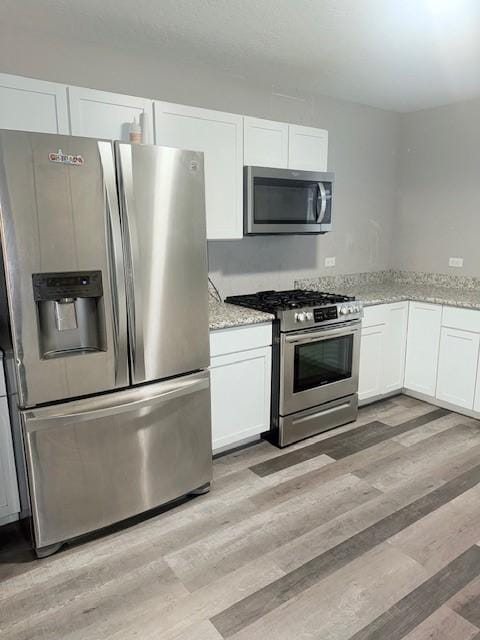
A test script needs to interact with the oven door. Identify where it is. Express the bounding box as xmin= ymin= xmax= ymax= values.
xmin=280 ymin=321 xmax=361 ymax=416
xmin=244 ymin=166 xmax=334 ymax=235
